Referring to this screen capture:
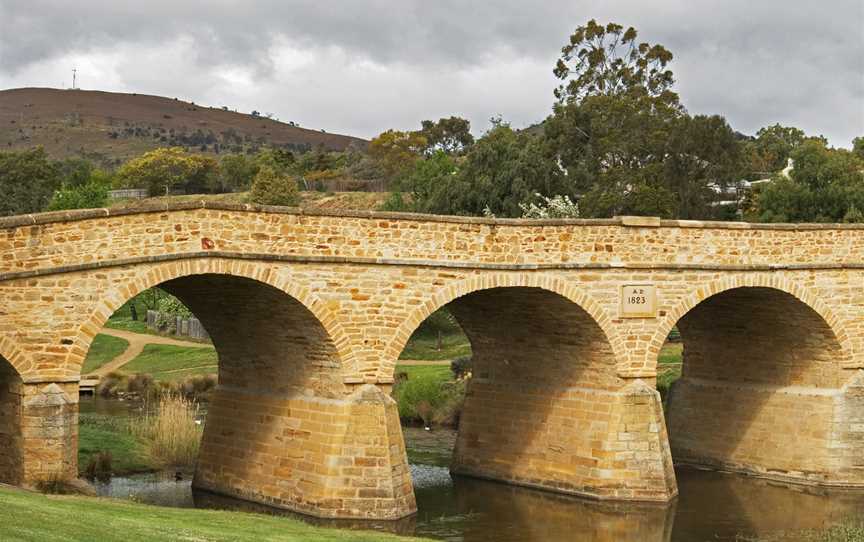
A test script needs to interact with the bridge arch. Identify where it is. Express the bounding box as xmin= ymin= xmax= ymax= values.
xmin=379 ymin=272 xmax=618 ymax=383
xmin=69 ymin=258 xmax=358 ymax=383
xmin=0 ymin=336 xmax=32 ymax=378
xmin=655 ymin=274 xmax=855 ymax=485
xmin=0 ymin=347 xmax=23 ymax=485
xmin=646 ymin=274 xmax=854 ymax=377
